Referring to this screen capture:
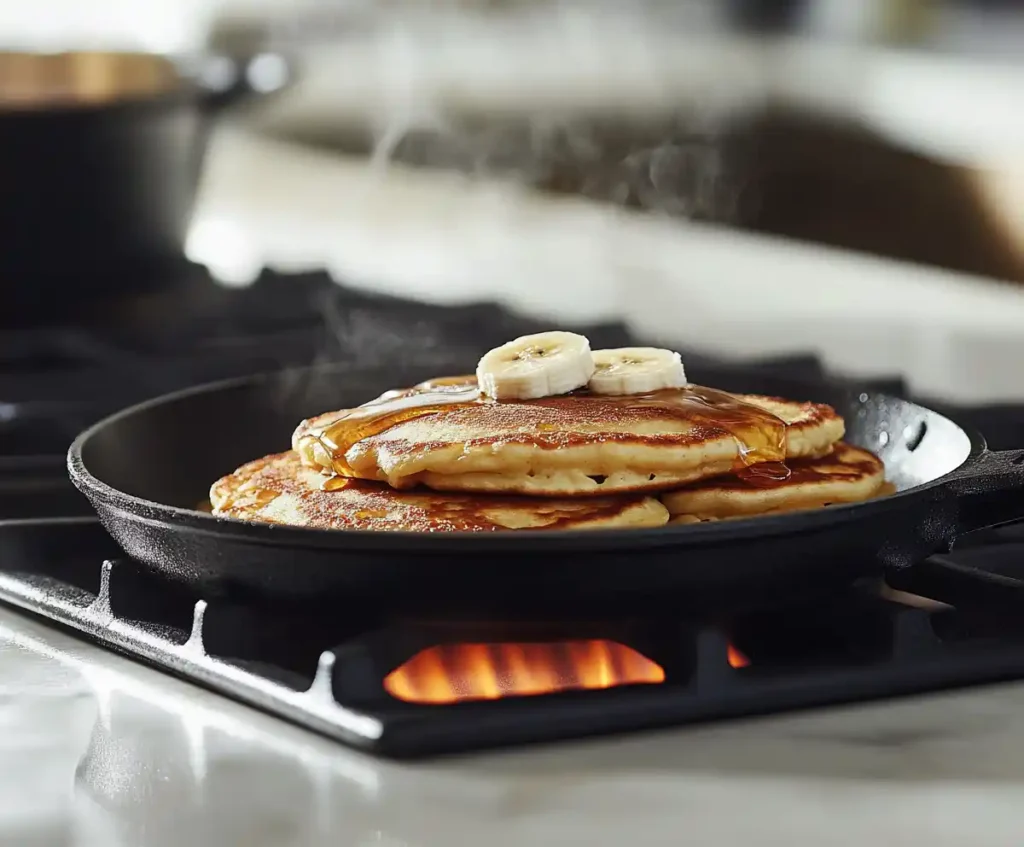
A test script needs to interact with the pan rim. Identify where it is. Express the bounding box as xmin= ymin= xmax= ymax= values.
xmin=67 ymin=364 xmax=988 ymax=552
